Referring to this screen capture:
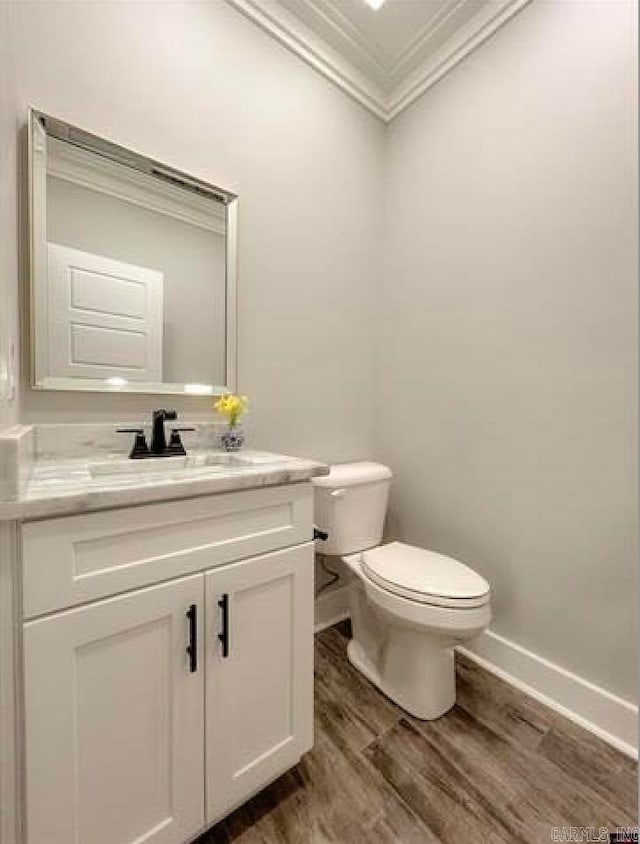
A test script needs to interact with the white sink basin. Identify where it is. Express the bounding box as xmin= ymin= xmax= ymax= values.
xmin=88 ymin=452 xmax=257 ymax=478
